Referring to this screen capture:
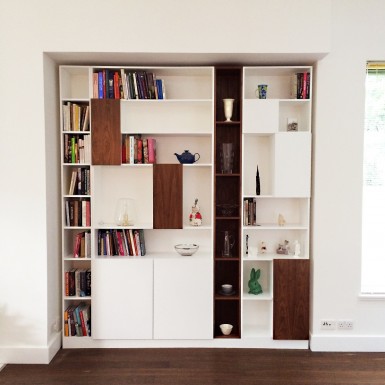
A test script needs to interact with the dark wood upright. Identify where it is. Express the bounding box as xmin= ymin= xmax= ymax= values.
xmin=213 ymin=67 xmax=242 ymax=338
xmin=273 ymin=259 xmax=310 ymax=340
xmin=91 ymin=99 xmax=121 ymax=165
xmin=153 ymin=164 xmax=183 ymax=229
